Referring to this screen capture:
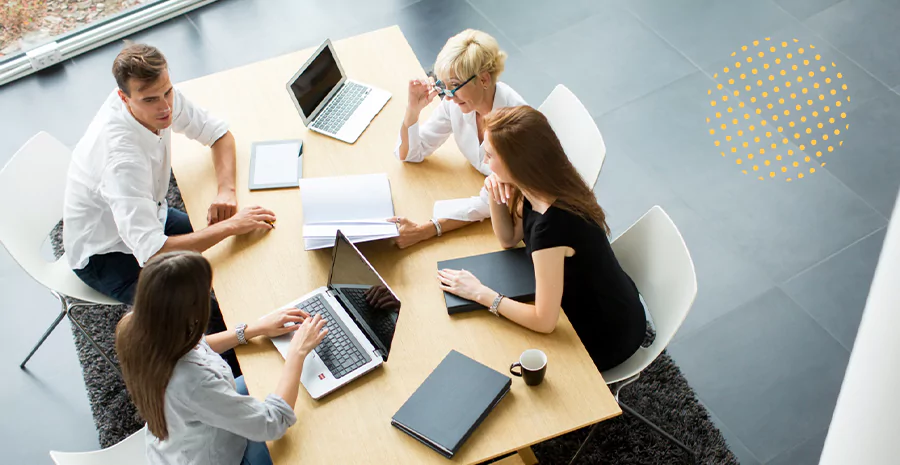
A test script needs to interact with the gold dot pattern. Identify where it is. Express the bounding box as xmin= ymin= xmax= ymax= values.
xmin=707 ymin=37 xmax=849 ymax=181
